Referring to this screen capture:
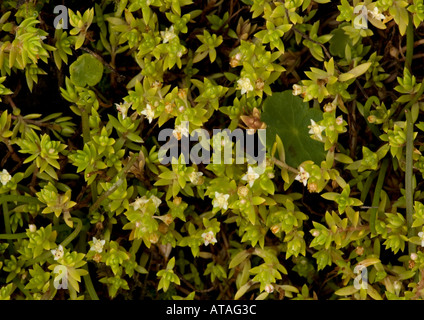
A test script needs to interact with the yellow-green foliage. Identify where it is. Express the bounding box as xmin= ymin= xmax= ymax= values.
xmin=0 ymin=0 xmax=424 ymax=301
